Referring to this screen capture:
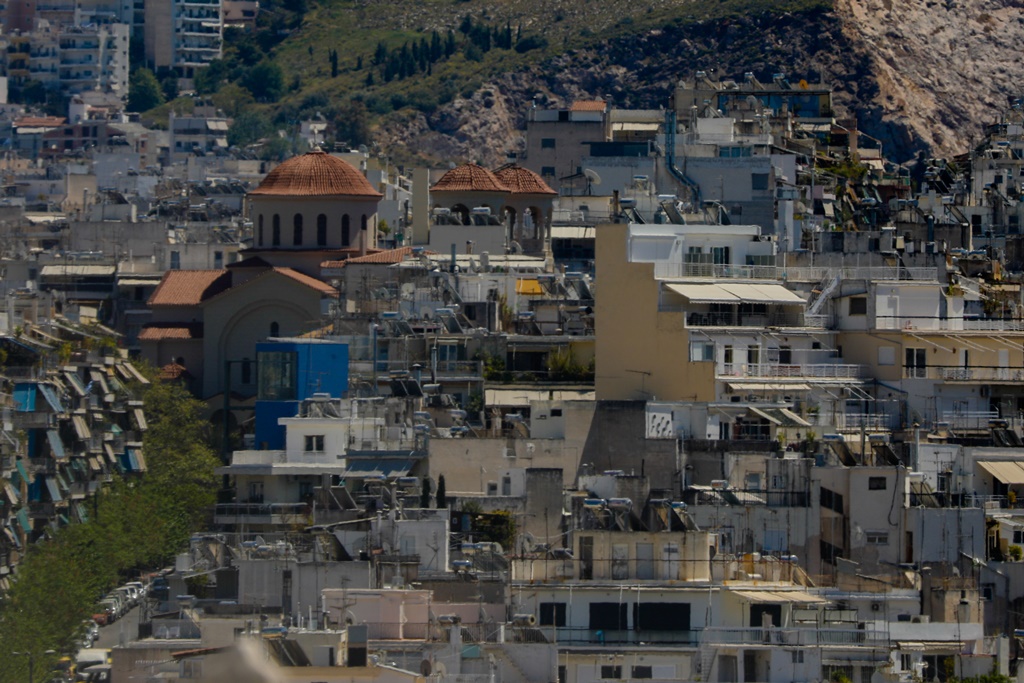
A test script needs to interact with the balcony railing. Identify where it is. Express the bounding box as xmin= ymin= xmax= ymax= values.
xmin=684 ymin=488 xmax=810 ymax=508
xmin=700 ymin=626 xmax=867 ymax=647
xmin=720 ymin=363 xmax=866 ymax=379
xmin=349 ymin=359 xmax=483 ymax=378
xmin=213 ymin=502 xmax=310 ymax=525
xmin=877 ymin=316 xmax=1024 ymax=331
xmin=654 ymin=263 xmax=938 ymax=282
xmin=684 ymin=311 xmax=823 ymax=328
xmin=916 ymin=366 xmax=1024 ymax=382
